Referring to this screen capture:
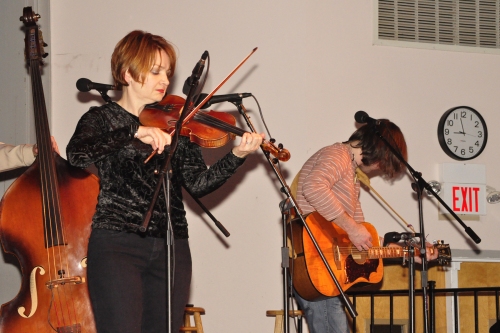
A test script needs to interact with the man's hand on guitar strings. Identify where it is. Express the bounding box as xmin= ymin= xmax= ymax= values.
xmin=334 ymin=213 xmax=373 ymax=251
